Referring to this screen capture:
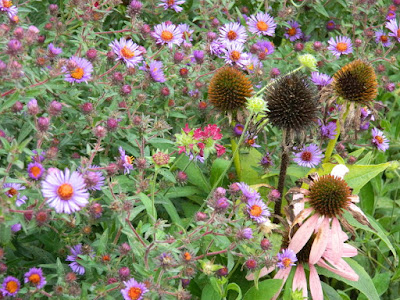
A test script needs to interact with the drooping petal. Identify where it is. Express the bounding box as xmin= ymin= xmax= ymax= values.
xmin=289 ymin=213 xmax=319 ymax=254
xmin=348 ymin=203 xmax=371 ymax=228
xmin=309 ymin=263 xmax=323 ymax=300
xmin=330 ymin=217 xmax=343 ymax=263
xmin=317 ymin=259 xmax=359 ymax=281
xmin=292 ymin=207 xmax=314 ymax=226
xmin=342 ymin=244 xmax=358 ymax=257
xmin=292 ymin=264 xmax=308 ymax=298
xmin=309 ymin=217 xmax=330 ymax=264
xmin=272 ymin=266 xmax=292 ymax=300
